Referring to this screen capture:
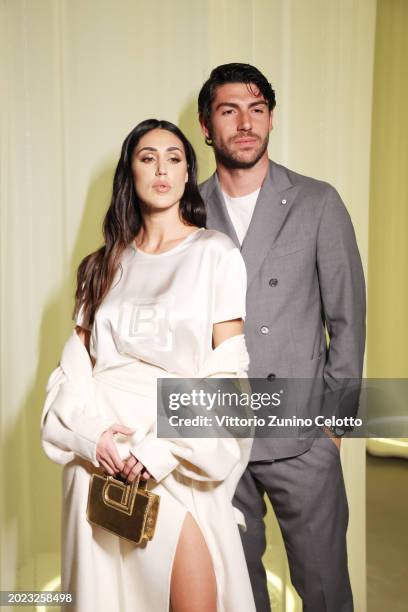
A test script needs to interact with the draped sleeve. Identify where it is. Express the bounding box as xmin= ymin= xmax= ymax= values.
xmin=212 ymin=246 xmax=247 ymax=324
